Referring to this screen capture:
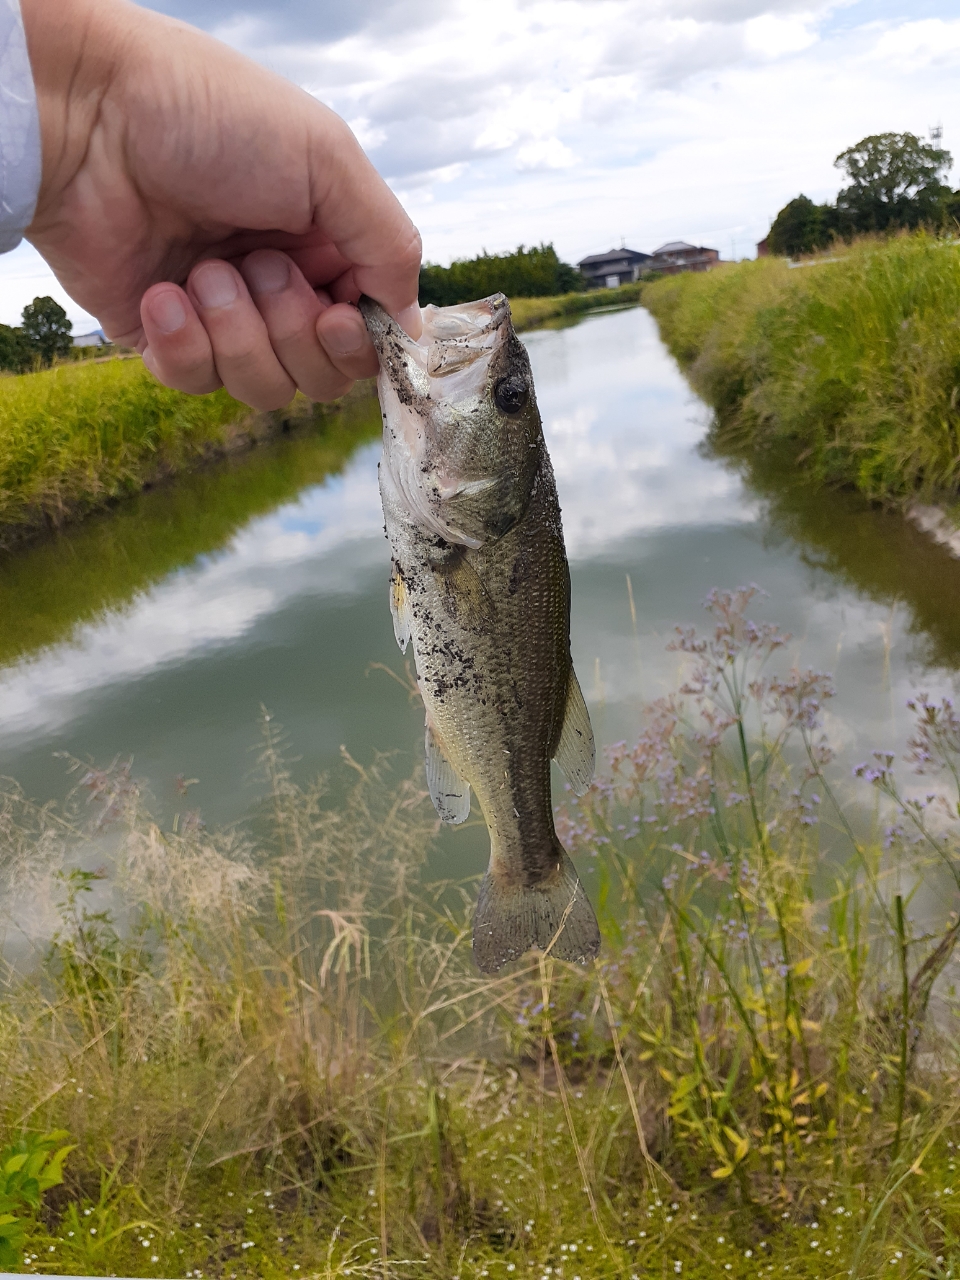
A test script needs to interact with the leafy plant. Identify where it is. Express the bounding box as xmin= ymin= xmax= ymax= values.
xmin=0 ymin=1131 xmax=75 ymax=1268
